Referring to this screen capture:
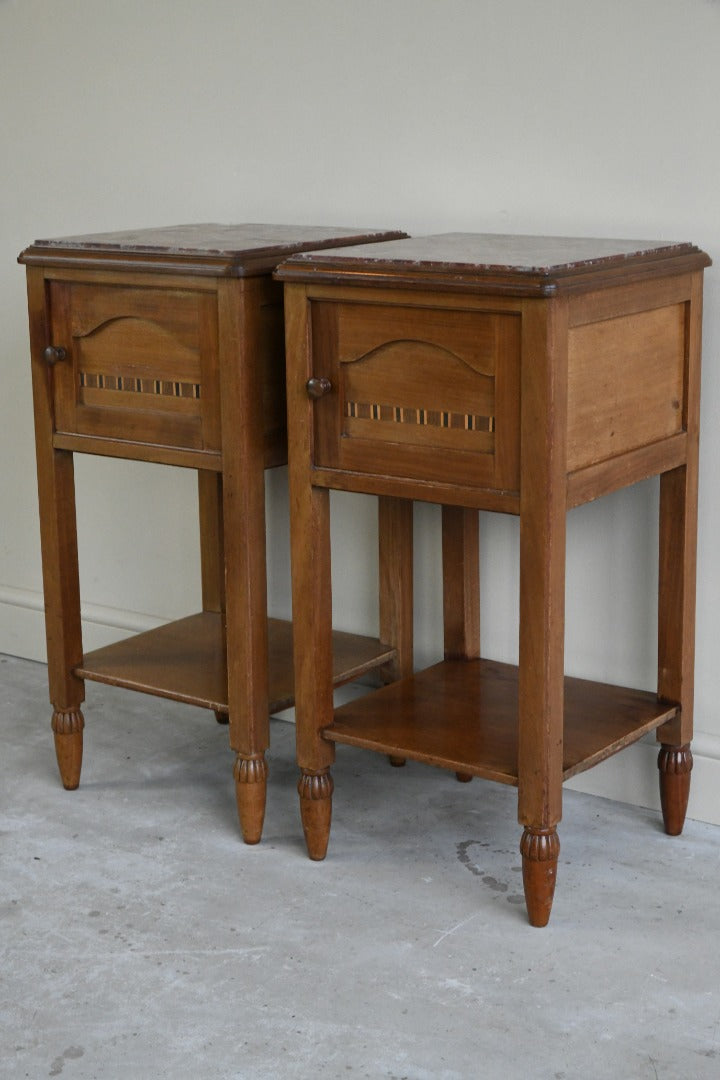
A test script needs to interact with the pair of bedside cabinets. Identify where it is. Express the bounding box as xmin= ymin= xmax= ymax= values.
xmin=19 ymin=225 xmax=711 ymax=926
